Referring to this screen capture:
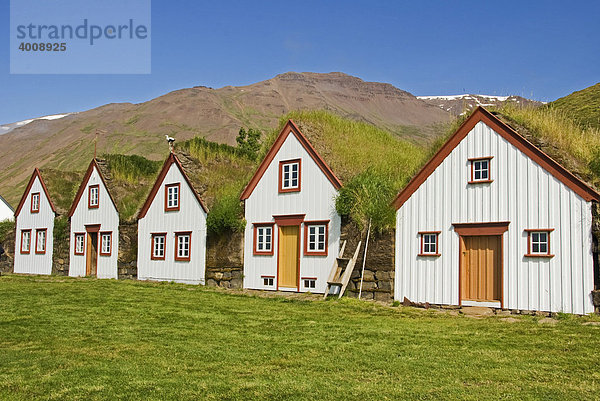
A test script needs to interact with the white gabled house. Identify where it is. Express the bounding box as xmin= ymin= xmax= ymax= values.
xmin=13 ymin=169 xmax=56 ymax=275
xmin=68 ymin=159 xmax=119 ymax=278
xmin=240 ymin=120 xmax=342 ymax=293
xmin=0 ymin=194 xmax=14 ymax=222
xmin=393 ymin=107 xmax=600 ymax=315
xmin=137 ymin=152 xmax=208 ymax=284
